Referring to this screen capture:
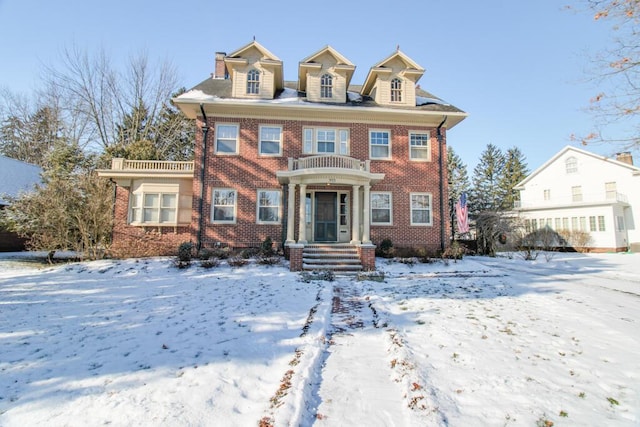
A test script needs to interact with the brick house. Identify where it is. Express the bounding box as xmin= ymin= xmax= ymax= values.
xmin=99 ymin=41 xmax=467 ymax=270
